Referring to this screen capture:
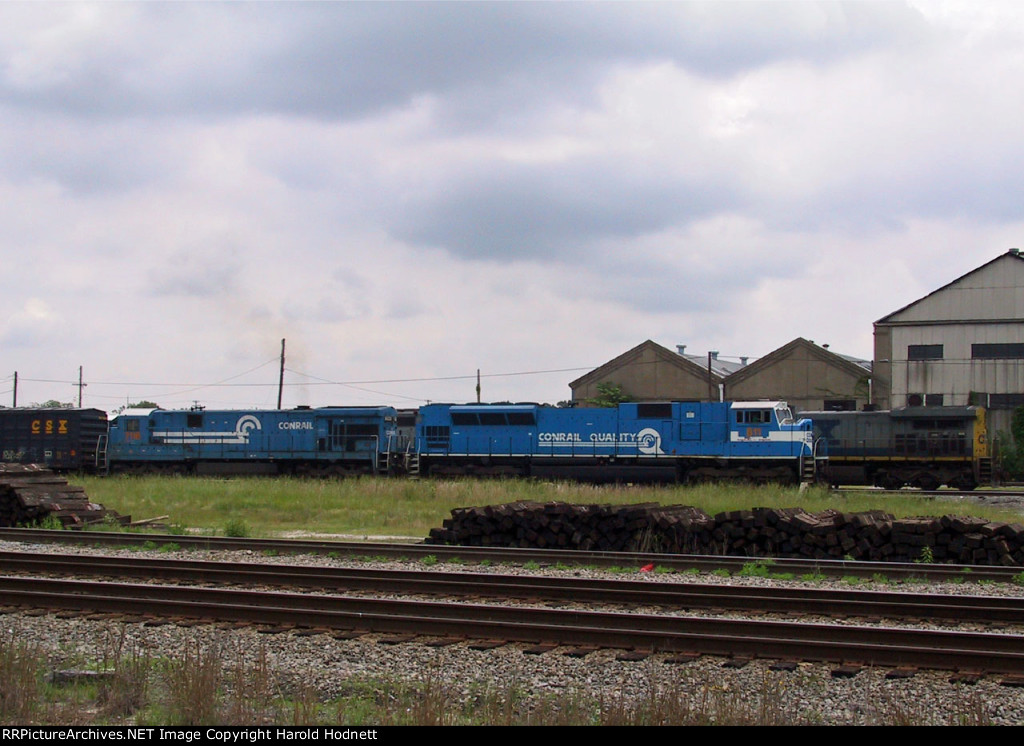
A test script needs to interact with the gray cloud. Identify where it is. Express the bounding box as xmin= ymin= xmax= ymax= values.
xmin=1 ymin=2 xmax=928 ymax=122
xmin=2 ymin=1 xmax=1021 ymax=410
xmin=383 ymin=159 xmax=740 ymax=260
xmin=150 ymin=251 xmax=241 ymax=298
